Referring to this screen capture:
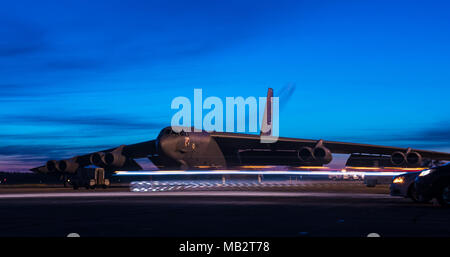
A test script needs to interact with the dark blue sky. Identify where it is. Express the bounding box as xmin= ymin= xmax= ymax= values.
xmin=1 ymin=0 xmax=449 ymax=171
